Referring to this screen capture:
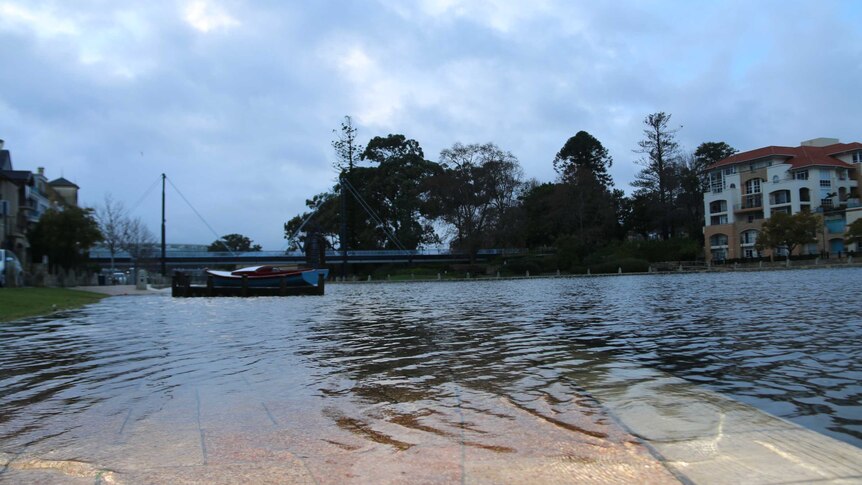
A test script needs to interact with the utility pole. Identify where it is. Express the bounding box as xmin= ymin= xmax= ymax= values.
xmin=161 ymin=173 xmax=166 ymax=276
xmin=339 ymin=171 xmax=348 ymax=279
